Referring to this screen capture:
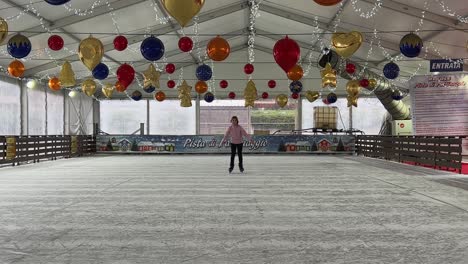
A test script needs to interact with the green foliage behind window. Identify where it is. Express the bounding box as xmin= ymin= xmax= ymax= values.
xmin=251 ymin=110 xmax=296 ymax=131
